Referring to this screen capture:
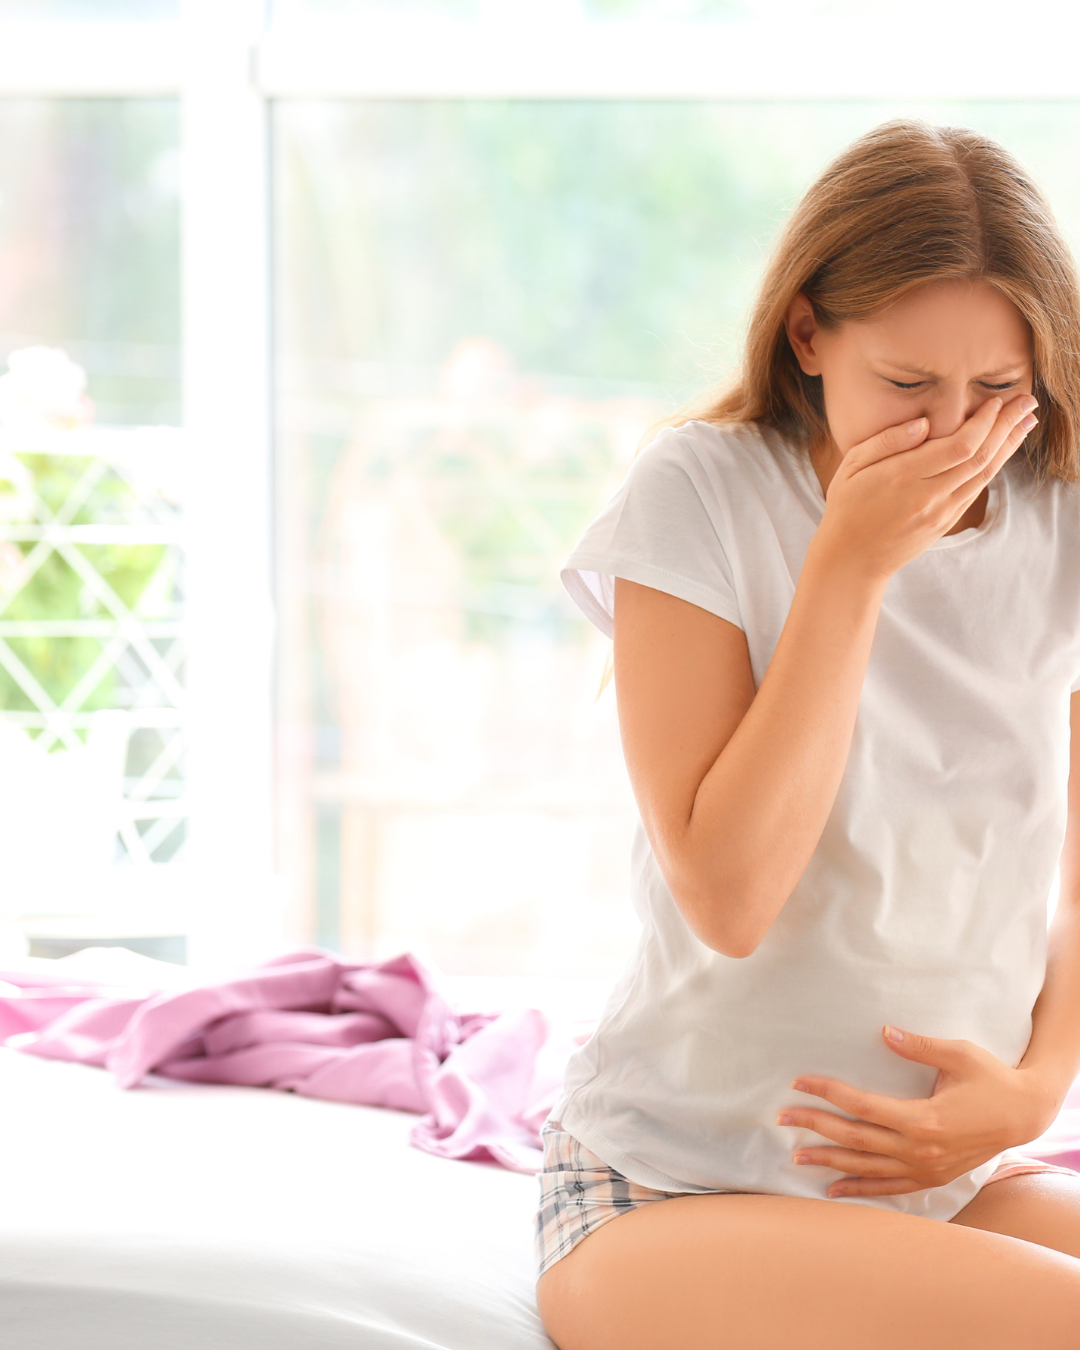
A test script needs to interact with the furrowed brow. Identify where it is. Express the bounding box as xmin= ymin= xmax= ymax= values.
xmin=880 ymin=362 xmax=1026 ymax=380
xmin=976 ymin=366 xmax=1026 ymax=379
xmin=880 ymin=362 xmax=937 ymax=378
